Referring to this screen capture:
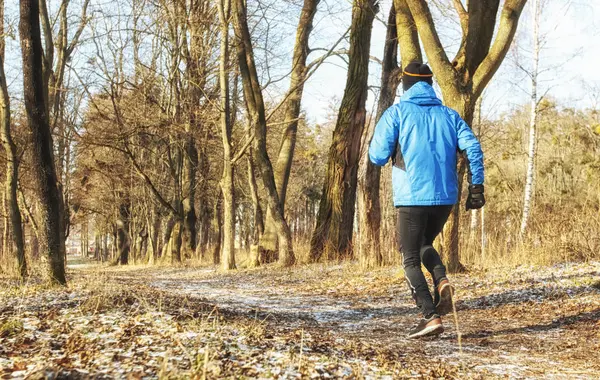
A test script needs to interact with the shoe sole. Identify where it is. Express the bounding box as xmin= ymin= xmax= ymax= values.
xmin=436 ymin=283 xmax=454 ymax=316
xmin=408 ymin=324 xmax=445 ymax=339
